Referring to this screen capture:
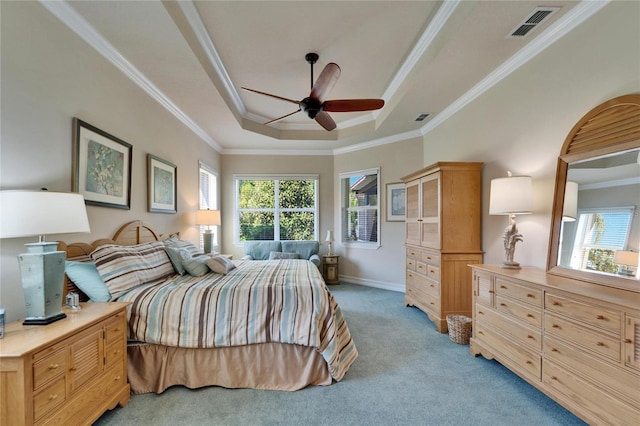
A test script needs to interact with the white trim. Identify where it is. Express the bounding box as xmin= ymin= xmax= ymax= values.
xmin=339 ymin=274 xmax=404 ymax=293
xmin=580 ymin=177 xmax=640 ymax=191
xmin=39 ymin=0 xmax=224 ymax=153
xmin=223 ymin=148 xmax=333 ymax=156
xmin=340 ymin=167 xmax=381 ymax=250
